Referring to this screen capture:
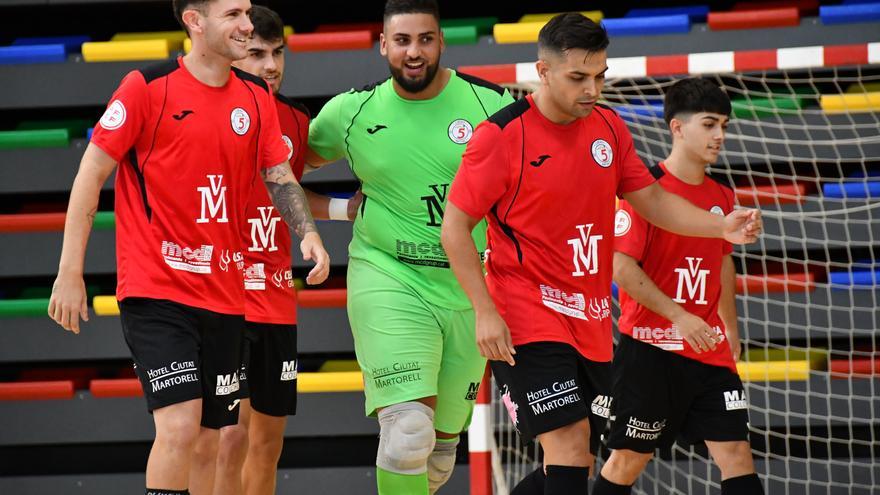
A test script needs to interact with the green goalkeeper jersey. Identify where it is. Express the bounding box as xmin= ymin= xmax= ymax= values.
xmin=309 ymin=70 xmax=514 ymax=310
